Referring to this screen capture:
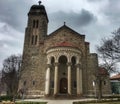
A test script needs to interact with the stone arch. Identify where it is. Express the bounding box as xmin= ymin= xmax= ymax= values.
xmin=58 ymin=55 xmax=68 ymax=64
xmin=71 ymin=56 xmax=76 ymax=65
xmin=50 ymin=56 xmax=55 ymax=65
xmin=47 ymin=55 xmax=55 ymax=64
xmin=46 ymin=47 xmax=83 ymax=95
xmin=58 ymin=51 xmax=69 ymax=59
